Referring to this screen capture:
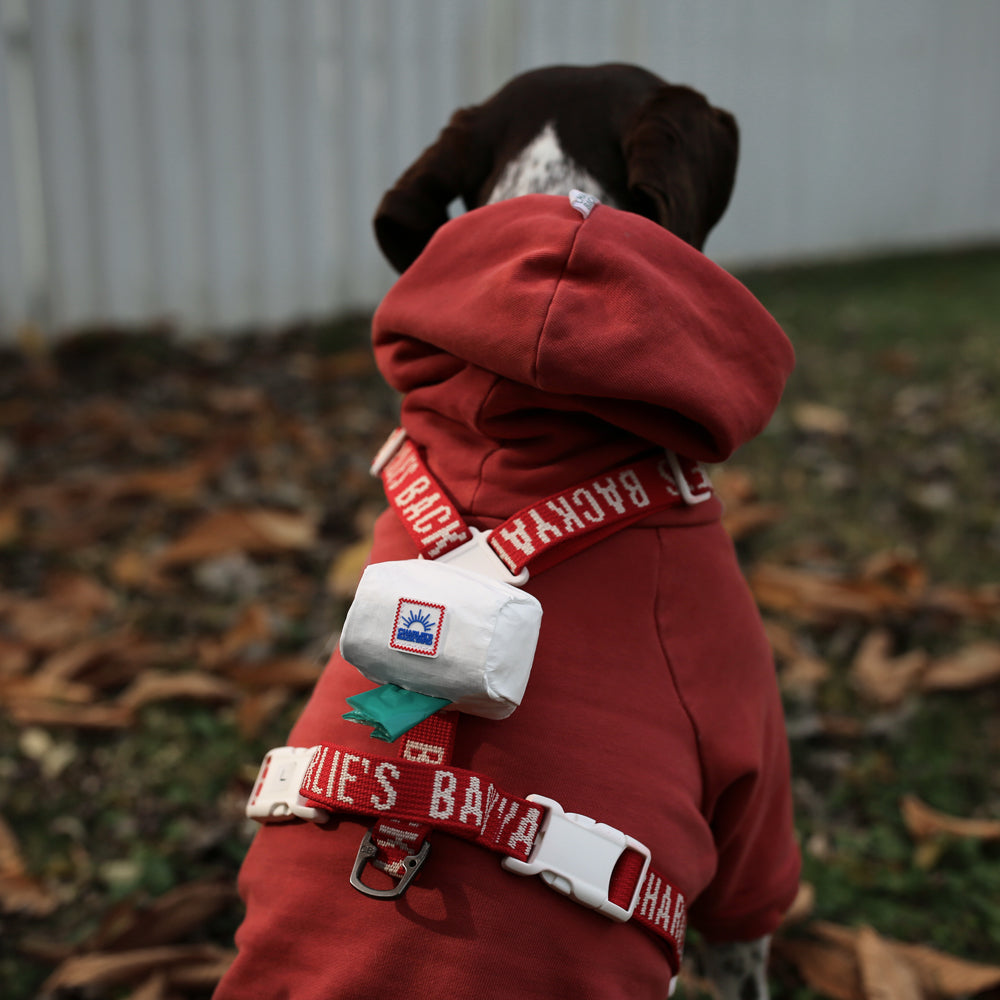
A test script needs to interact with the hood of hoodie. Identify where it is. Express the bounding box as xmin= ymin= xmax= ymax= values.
xmin=372 ymin=194 xmax=794 ymax=520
